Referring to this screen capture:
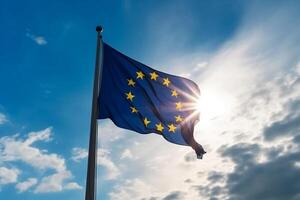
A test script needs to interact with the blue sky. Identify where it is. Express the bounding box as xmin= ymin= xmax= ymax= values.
xmin=1 ymin=0 xmax=300 ymax=200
